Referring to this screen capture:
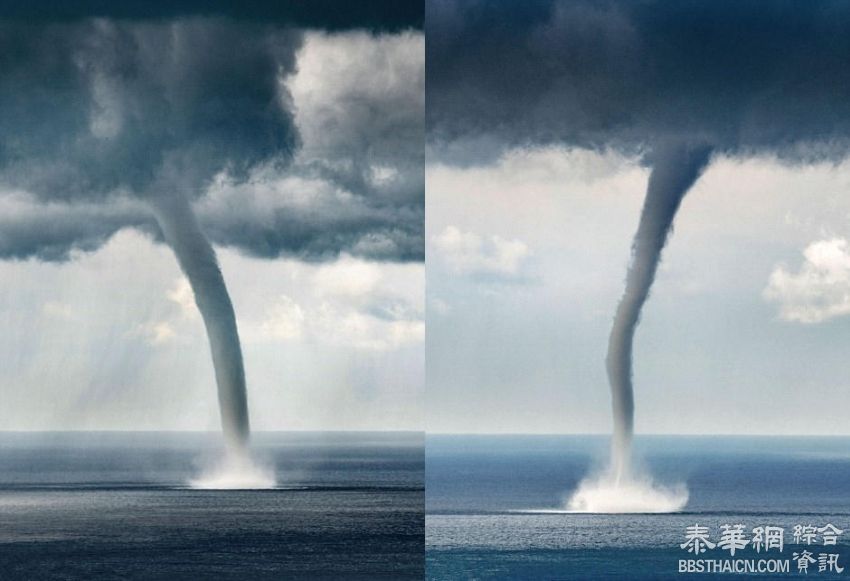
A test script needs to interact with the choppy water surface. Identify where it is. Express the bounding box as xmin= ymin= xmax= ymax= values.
xmin=427 ymin=435 xmax=850 ymax=579
xmin=0 ymin=431 xmax=424 ymax=580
